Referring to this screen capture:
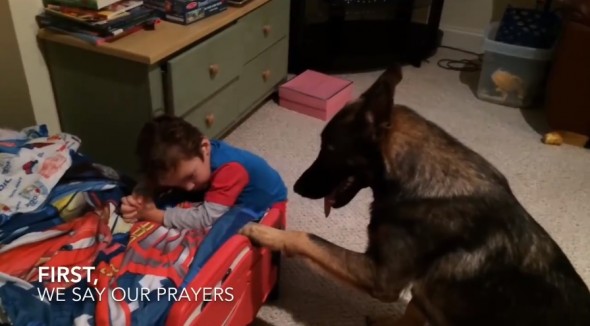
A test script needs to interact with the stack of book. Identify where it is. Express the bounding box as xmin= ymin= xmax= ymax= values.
xmin=36 ymin=0 xmax=160 ymax=45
